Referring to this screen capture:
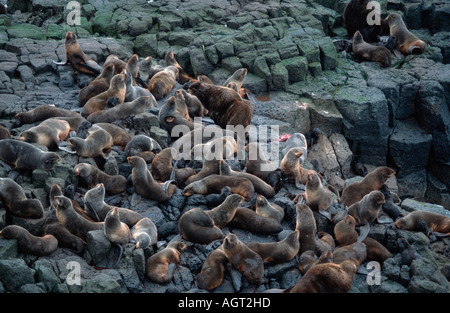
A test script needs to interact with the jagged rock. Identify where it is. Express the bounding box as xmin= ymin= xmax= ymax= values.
xmin=401 ymin=198 xmax=450 ymax=218
xmin=307 ymin=133 xmax=340 ymax=179
xmin=0 ymin=258 xmax=36 ymax=292
xmin=397 ymin=170 xmax=427 ymax=199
